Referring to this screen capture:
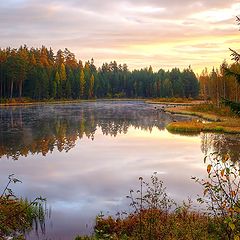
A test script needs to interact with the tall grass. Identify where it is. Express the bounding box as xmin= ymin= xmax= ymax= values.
xmin=190 ymin=103 xmax=234 ymax=117
xmin=0 ymin=175 xmax=46 ymax=239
